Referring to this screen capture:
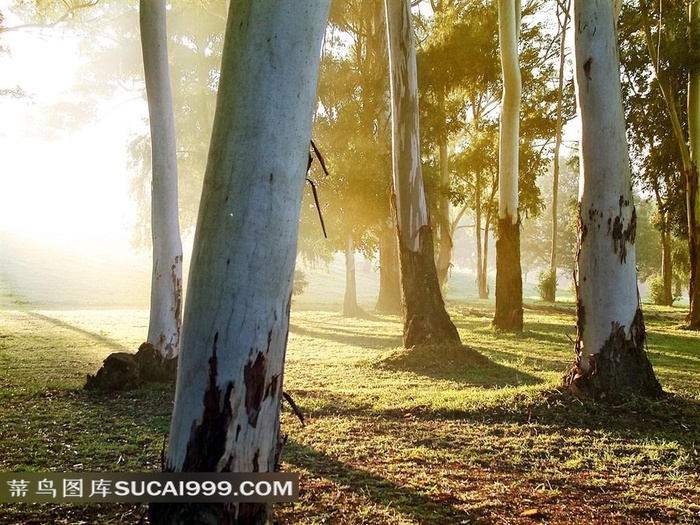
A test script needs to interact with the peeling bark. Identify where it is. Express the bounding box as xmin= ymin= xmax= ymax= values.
xmin=566 ymin=308 xmax=663 ymax=401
